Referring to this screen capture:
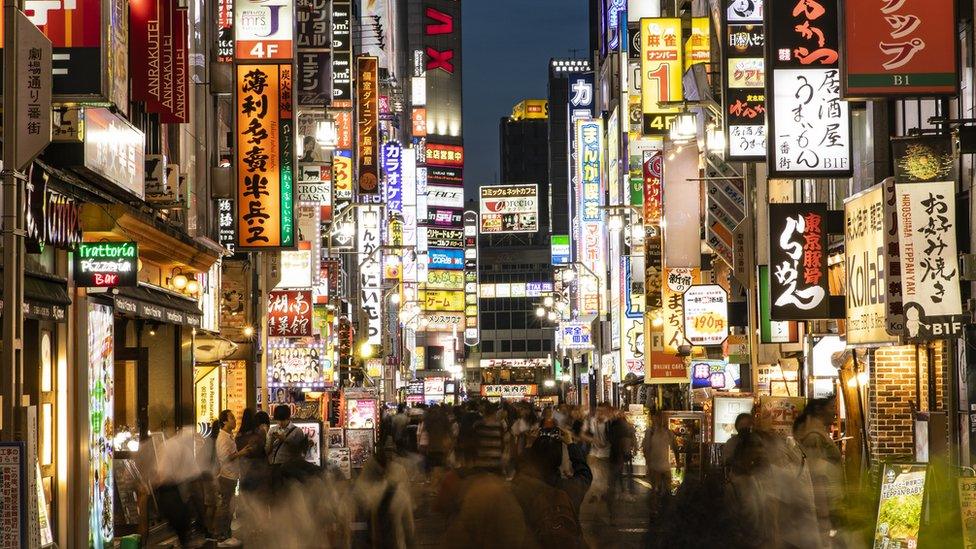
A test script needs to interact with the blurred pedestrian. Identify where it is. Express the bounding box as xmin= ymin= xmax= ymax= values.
xmin=266 ymin=404 xmax=311 ymax=491
xmin=642 ymin=411 xmax=675 ymax=499
xmin=794 ymin=397 xmax=843 ymax=545
xmin=723 ymin=412 xmax=754 ymax=465
xmin=213 ymin=410 xmax=244 ymax=546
